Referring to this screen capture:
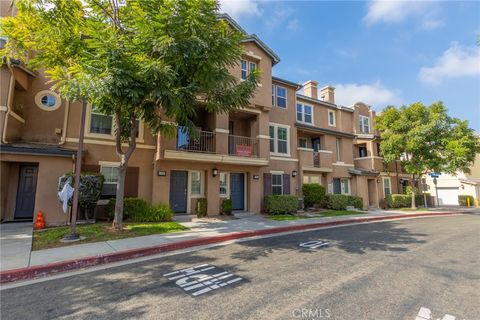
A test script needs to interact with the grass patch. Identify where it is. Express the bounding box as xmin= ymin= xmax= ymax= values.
xmin=266 ymin=215 xmax=317 ymax=221
xmin=395 ymin=207 xmax=428 ymax=212
xmin=32 ymin=222 xmax=188 ymax=251
xmin=319 ymin=210 xmax=366 ymax=217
